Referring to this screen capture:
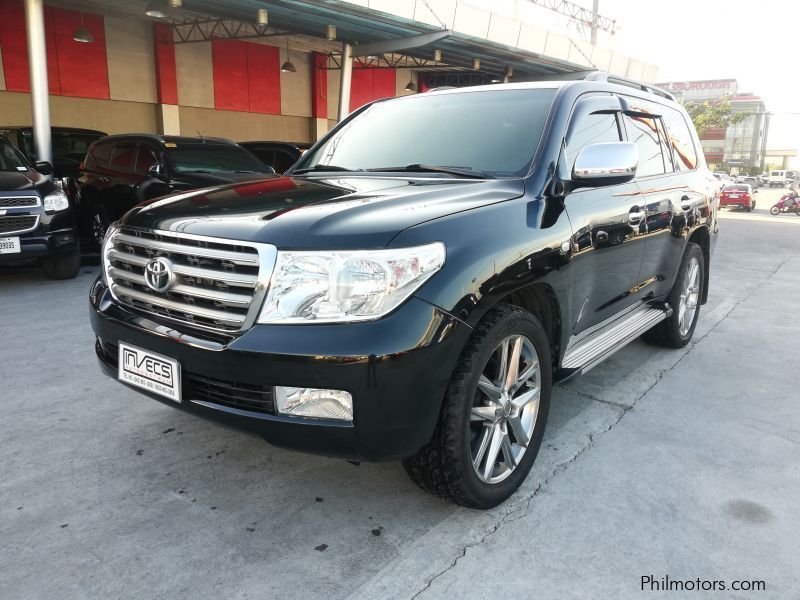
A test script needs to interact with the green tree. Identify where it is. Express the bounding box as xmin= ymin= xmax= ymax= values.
xmin=683 ymin=96 xmax=749 ymax=138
